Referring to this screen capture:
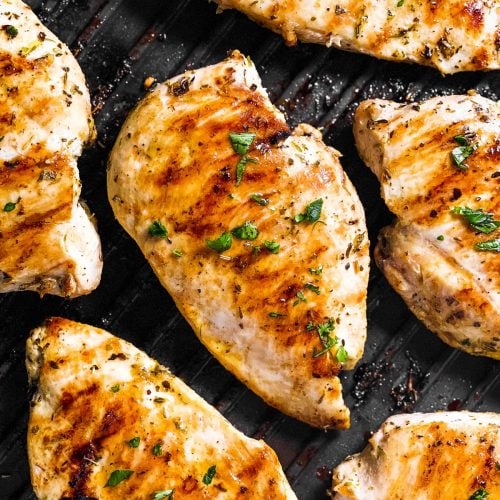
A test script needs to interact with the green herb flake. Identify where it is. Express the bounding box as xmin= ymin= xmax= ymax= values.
xmin=451 ymin=135 xmax=478 ymax=170
xmin=496 ymin=461 xmax=500 ymax=471
xmin=269 ymin=312 xmax=286 ymax=318
xmin=469 ymin=489 xmax=489 ymax=500
xmin=231 ymin=221 xmax=259 ymax=240
xmin=202 ymin=465 xmax=217 ymax=485
xmin=336 ymin=344 xmax=349 ymax=363
xmin=105 ymin=469 xmax=134 ymax=487
xmin=206 ymin=231 xmax=232 ymax=253
xmin=148 ymin=220 xmax=168 ymax=238
xmin=4 ymin=25 xmax=18 ymax=38
xmin=264 ymin=240 xmax=280 ymax=254
xmin=172 ymin=249 xmax=183 ymax=257
xmin=452 ymin=206 xmax=500 ymax=234
xmin=309 ymin=264 xmax=323 ymax=275
xmin=19 ymin=40 xmax=42 ymax=57
xmin=296 ymin=291 xmax=306 ymax=303
xmin=110 ymin=384 xmax=120 ymax=393
xmin=437 ymin=235 xmax=444 ymax=241
xmin=311 ymin=318 xmax=338 ymax=358
xmin=229 ymin=132 xmax=256 ymax=155
xmin=153 ymin=490 xmax=174 ymax=500
xmin=236 ymin=155 xmax=257 ymax=186
xmin=396 ymin=0 xmax=404 ymax=5
xmin=250 ymin=193 xmax=269 ymax=206
xmin=294 ymin=198 xmax=323 ymax=224
xmin=304 ymin=283 xmax=321 ymax=295
xmin=152 ymin=443 xmax=163 ymax=456
xmin=127 ymin=437 xmax=140 ymax=448
xmin=3 ymin=202 xmax=16 ymax=212
xmin=474 ymin=239 xmax=500 ymax=252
